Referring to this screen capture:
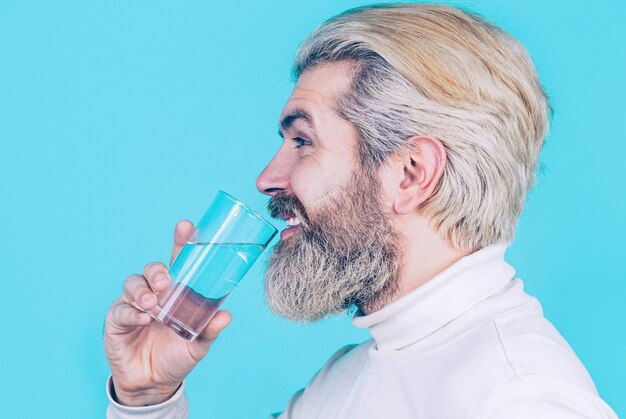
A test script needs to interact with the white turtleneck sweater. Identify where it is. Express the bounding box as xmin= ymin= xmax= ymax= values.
xmin=107 ymin=244 xmax=618 ymax=418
